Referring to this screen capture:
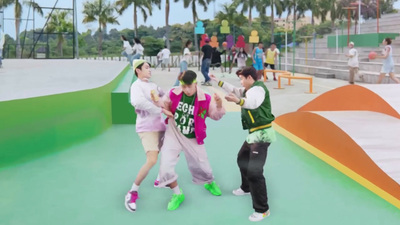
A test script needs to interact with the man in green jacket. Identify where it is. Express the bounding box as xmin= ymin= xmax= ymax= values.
xmin=210 ymin=67 xmax=276 ymax=222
